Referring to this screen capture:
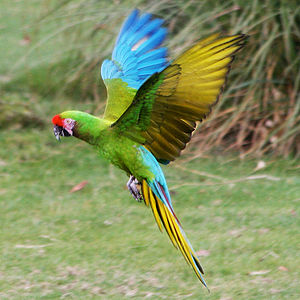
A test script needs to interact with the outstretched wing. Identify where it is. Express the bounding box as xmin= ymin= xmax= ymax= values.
xmin=111 ymin=34 xmax=247 ymax=162
xmin=101 ymin=9 xmax=169 ymax=122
